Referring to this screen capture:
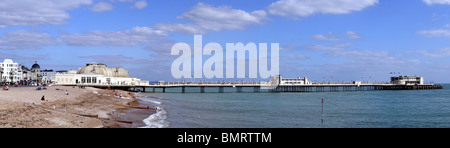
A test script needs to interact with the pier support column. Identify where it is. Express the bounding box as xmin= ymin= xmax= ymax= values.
xmin=219 ymin=87 xmax=224 ymax=93
xmin=143 ymin=87 xmax=146 ymax=92
xmin=182 ymin=86 xmax=185 ymax=93
xmin=236 ymin=87 xmax=243 ymax=93
xmin=200 ymin=86 xmax=205 ymax=93
xmin=162 ymin=88 xmax=166 ymax=93
xmin=152 ymin=88 xmax=155 ymax=93
xmin=254 ymin=86 xmax=260 ymax=93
